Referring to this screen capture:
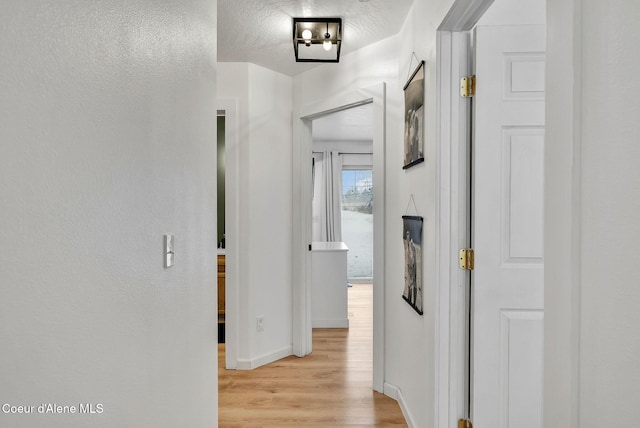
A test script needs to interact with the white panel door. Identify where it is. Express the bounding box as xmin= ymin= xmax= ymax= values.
xmin=472 ymin=25 xmax=545 ymax=428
